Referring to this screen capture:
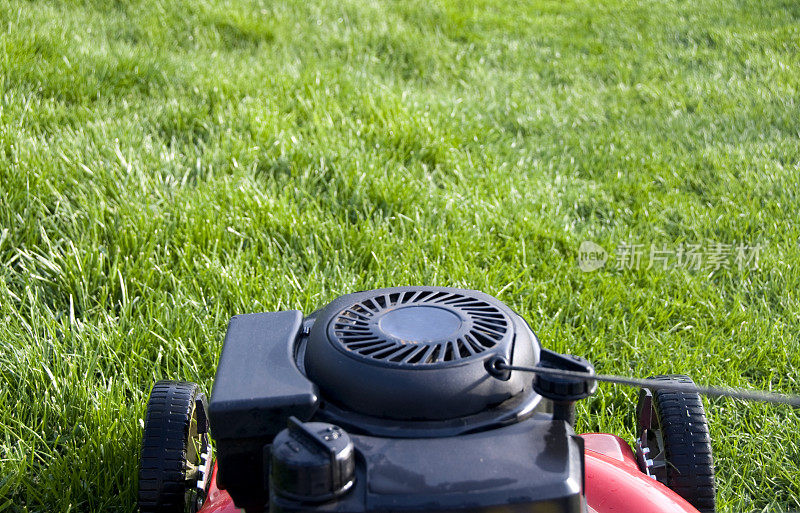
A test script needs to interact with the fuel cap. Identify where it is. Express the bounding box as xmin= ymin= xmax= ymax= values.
xmin=270 ymin=417 xmax=355 ymax=502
